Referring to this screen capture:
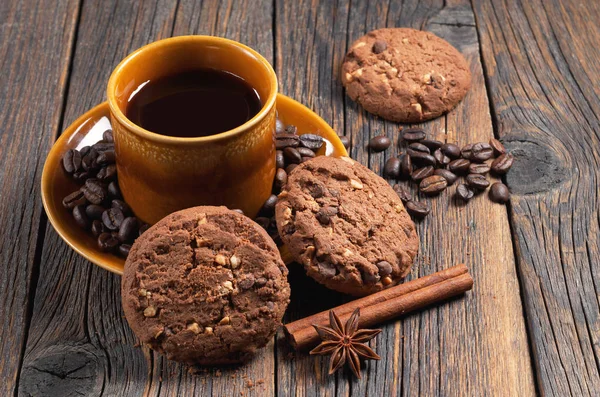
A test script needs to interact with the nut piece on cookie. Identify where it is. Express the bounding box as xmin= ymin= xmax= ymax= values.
xmin=341 ymin=28 xmax=471 ymax=123
xmin=121 ymin=206 xmax=290 ymax=365
xmin=275 ymin=156 xmax=419 ymax=296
